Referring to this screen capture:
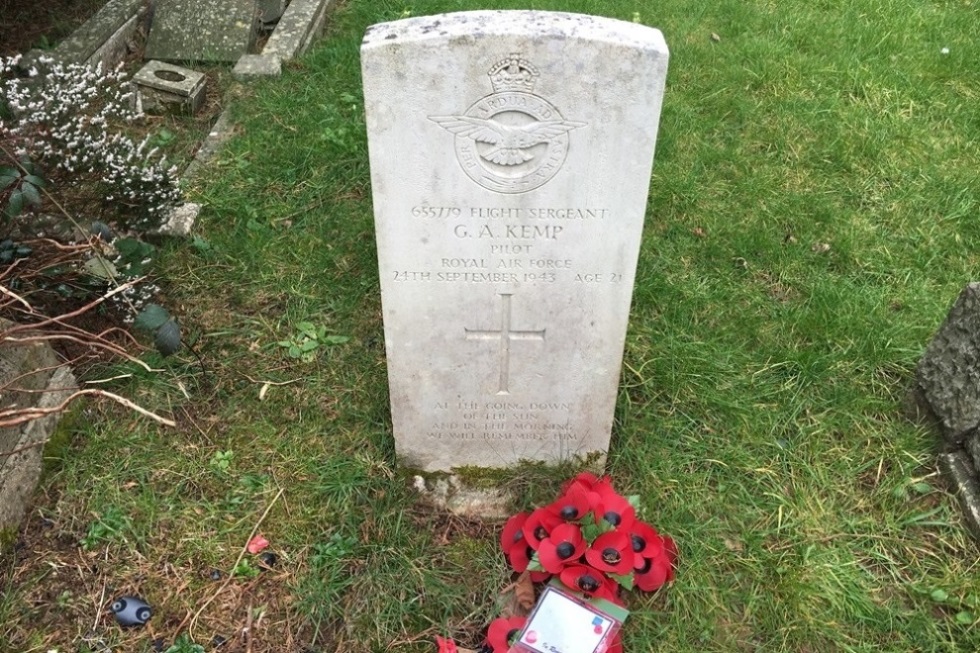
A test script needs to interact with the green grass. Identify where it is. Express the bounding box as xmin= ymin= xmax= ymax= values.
xmin=3 ymin=0 xmax=980 ymax=651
